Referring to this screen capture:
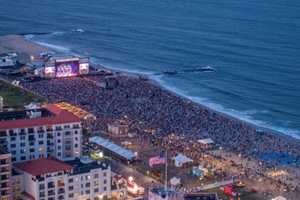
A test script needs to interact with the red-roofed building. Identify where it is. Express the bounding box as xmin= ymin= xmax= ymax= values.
xmin=14 ymin=157 xmax=113 ymax=200
xmin=14 ymin=157 xmax=73 ymax=176
xmin=0 ymin=103 xmax=82 ymax=163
